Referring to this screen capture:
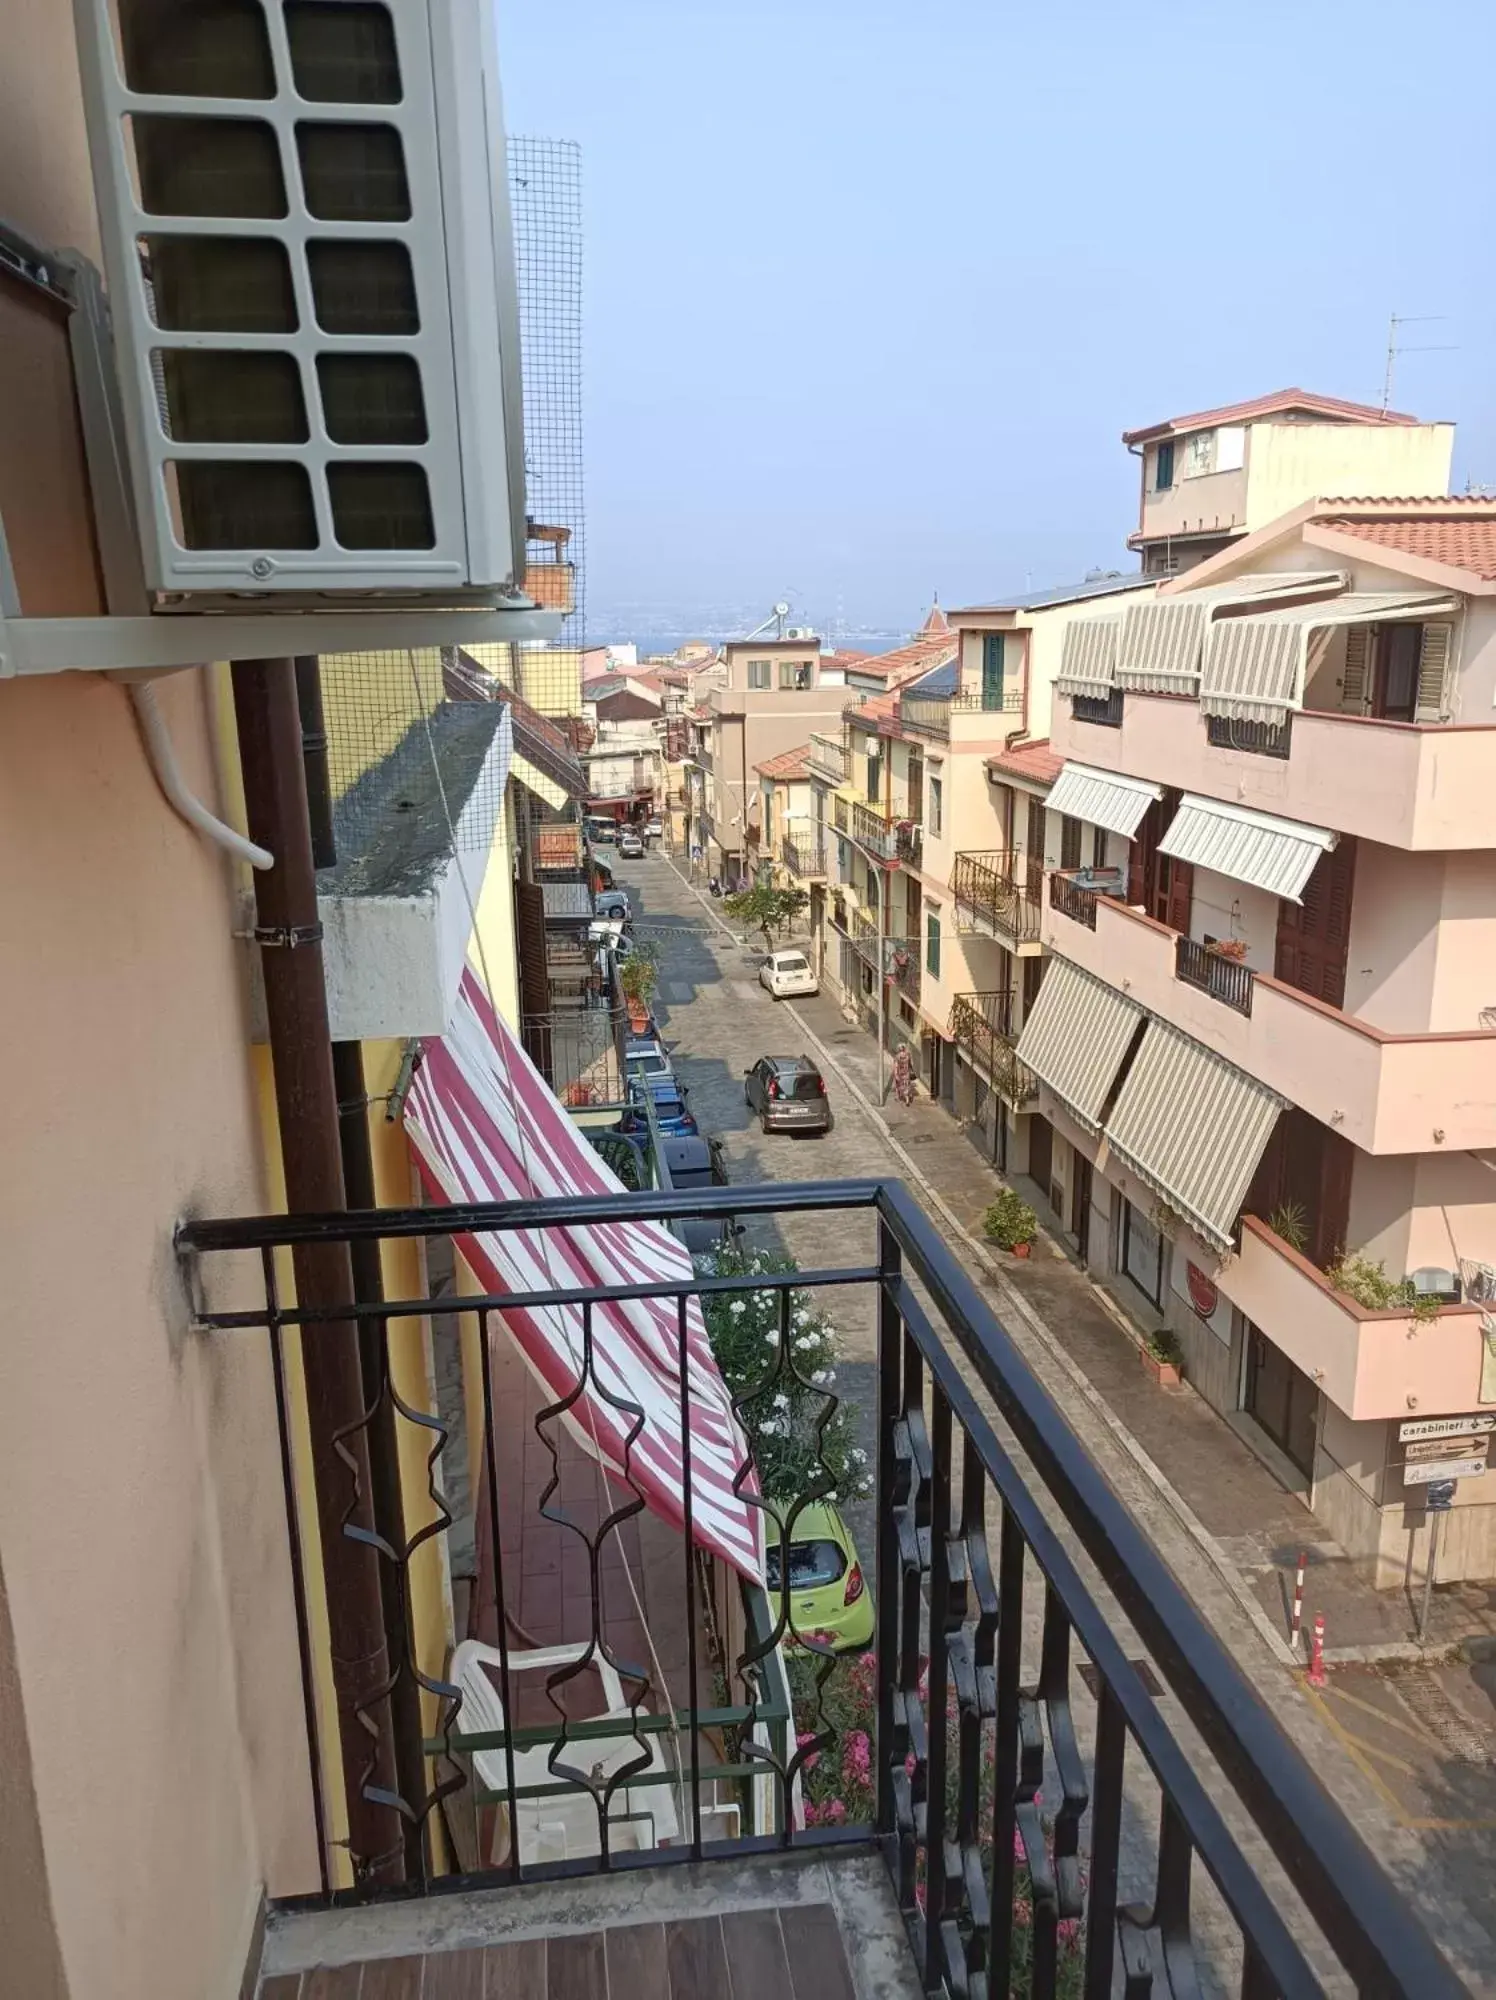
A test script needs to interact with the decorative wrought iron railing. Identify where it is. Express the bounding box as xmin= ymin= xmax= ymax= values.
xmin=1175 ymin=935 xmax=1256 ymax=1017
xmin=834 ymin=794 xmax=920 ymax=865
xmin=949 ymin=991 xmax=1037 ymax=1105
xmin=178 ymin=1183 xmax=1459 ymax=1998
xmin=808 ymin=733 xmax=848 ymax=785
xmin=952 ymin=851 xmax=1043 ymax=944
xmin=951 ymin=684 xmax=1024 ymax=713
